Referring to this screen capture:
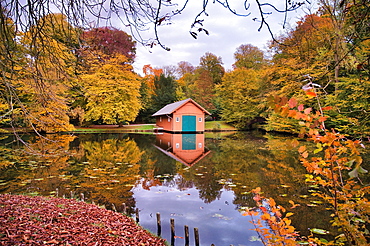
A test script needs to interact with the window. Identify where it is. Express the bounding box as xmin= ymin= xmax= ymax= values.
xmin=176 ymin=143 xmax=180 ymax=148
xmin=168 ymin=117 xmax=171 ymax=122
xmin=176 ymin=117 xmax=180 ymax=122
xmin=198 ymin=142 xmax=202 ymax=148
xmin=198 ymin=117 xmax=203 ymax=122
xmin=159 ymin=117 xmax=162 ymax=122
